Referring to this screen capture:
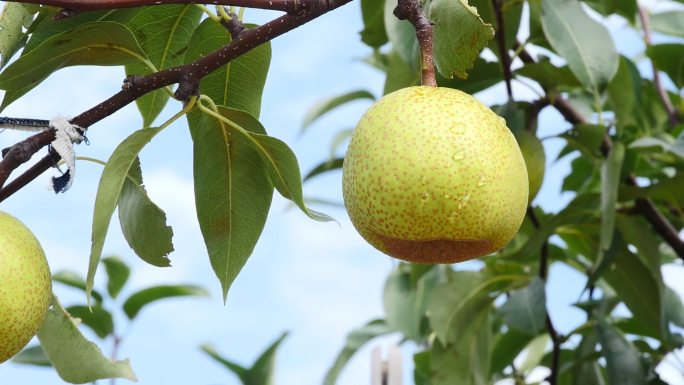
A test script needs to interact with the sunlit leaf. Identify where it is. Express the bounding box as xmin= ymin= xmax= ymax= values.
xmin=608 ymin=57 xmax=641 ymax=133
xmin=122 ymin=284 xmax=208 ymax=319
xmin=37 ymin=296 xmax=136 ymax=383
xmin=541 ymin=0 xmax=618 ymax=93
xmin=323 ymin=320 xmax=393 ymax=385
xmin=125 ymin=5 xmax=202 ymax=125
xmin=429 ymin=0 xmax=495 ymax=79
